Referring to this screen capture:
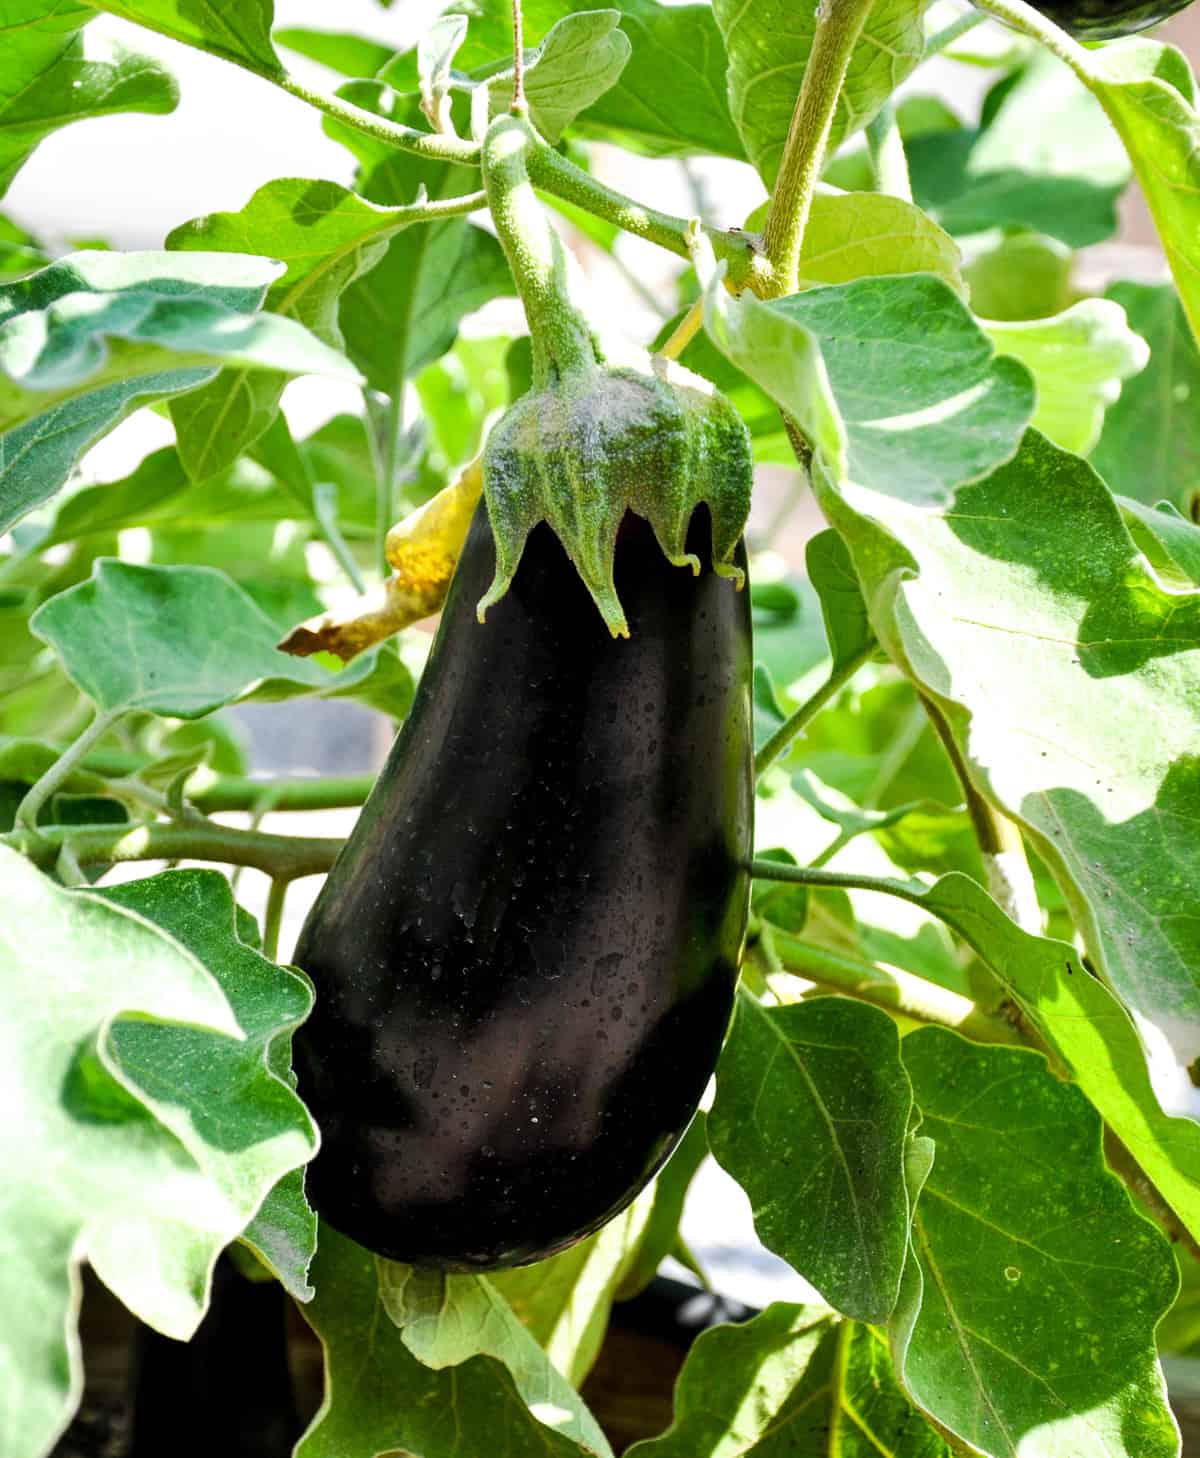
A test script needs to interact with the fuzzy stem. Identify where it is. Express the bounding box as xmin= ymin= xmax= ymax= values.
xmin=4 ymin=822 xmax=343 ymax=882
xmin=524 ymin=144 xmax=762 ymax=292
xmin=761 ymin=0 xmax=878 ymax=296
xmin=263 ymin=879 xmax=289 ymax=960
xmin=482 ymin=114 xmax=600 ymax=385
xmin=15 ymin=708 xmax=121 ymax=831
xmin=279 ymin=75 xmax=480 ymax=164
xmin=755 ymin=643 xmax=874 ymax=779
